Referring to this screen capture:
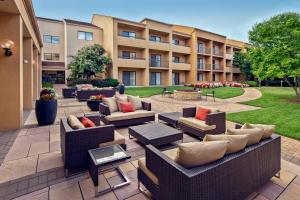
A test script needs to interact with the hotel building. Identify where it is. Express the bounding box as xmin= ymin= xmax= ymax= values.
xmin=38 ymin=15 xmax=246 ymax=86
